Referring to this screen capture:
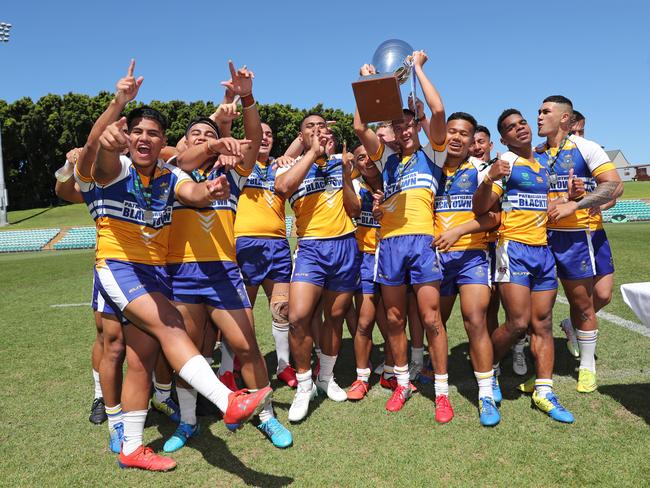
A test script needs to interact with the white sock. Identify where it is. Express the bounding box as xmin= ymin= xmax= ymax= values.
xmin=394 ymin=364 xmax=409 ymax=388
xmin=577 ymin=329 xmax=598 ymax=373
xmin=535 ymin=378 xmax=553 ymax=398
xmin=153 ymin=380 xmax=172 ymax=403
xmin=121 ymin=410 xmax=148 ymax=455
xmin=411 ymin=347 xmax=424 ymax=365
xmin=474 ymin=370 xmax=494 ymax=400
xmin=318 ymin=353 xmax=337 ymax=382
xmin=178 ymin=355 xmax=232 ymax=413
xmin=105 ymin=403 xmax=123 ymax=430
xmin=356 ymin=368 xmax=371 ymax=383
xmin=296 ymin=370 xmax=313 ymax=392
xmin=383 ymin=364 xmax=395 ymax=379
xmin=204 ymin=356 xmax=214 ymax=366
xmin=435 ymin=374 xmax=449 ymax=397
xmin=92 ymin=369 xmax=103 ymax=399
xmin=251 ymin=387 xmax=274 ymax=423
xmin=218 ymin=341 xmax=235 ymax=376
xmin=272 ymin=321 xmax=291 ymax=372
xmin=177 ymin=387 xmax=198 ymax=426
